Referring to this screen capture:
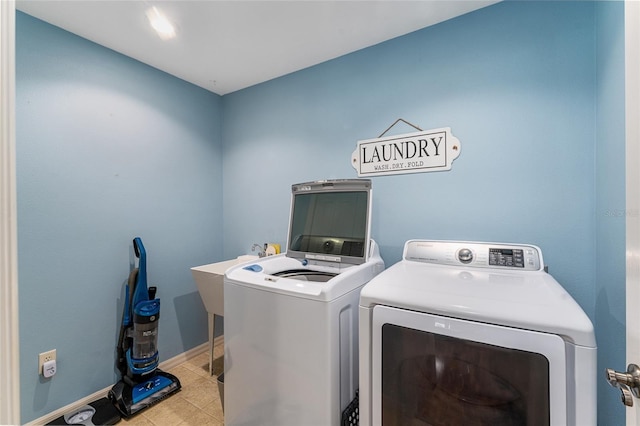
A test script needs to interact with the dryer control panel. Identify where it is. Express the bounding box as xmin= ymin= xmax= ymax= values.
xmin=403 ymin=240 xmax=543 ymax=271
